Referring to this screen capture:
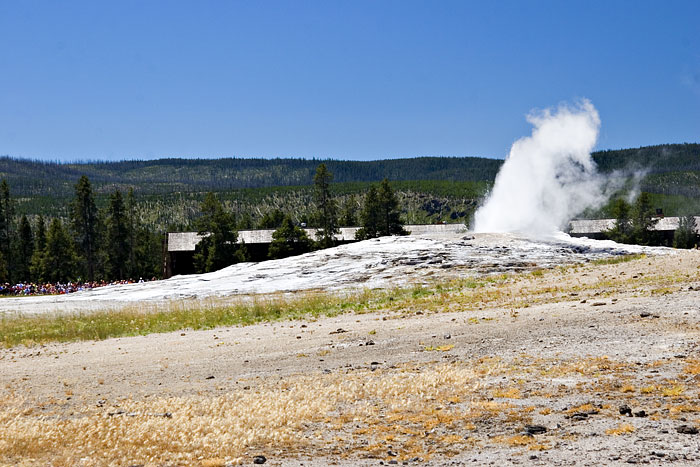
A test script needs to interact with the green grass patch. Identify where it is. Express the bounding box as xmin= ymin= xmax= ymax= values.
xmin=591 ymin=253 xmax=645 ymax=266
xmin=0 ymin=292 xmax=365 ymax=348
xmin=0 ymin=275 xmax=497 ymax=348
